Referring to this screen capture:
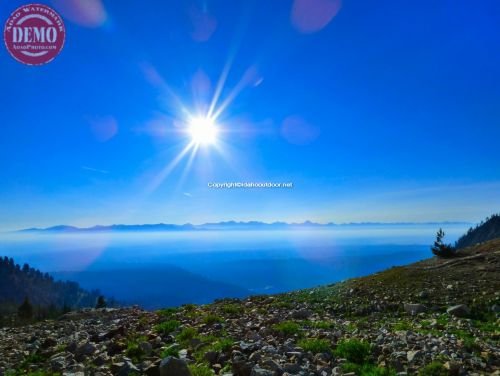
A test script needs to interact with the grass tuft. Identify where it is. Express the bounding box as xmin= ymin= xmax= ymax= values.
xmin=273 ymin=320 xmax=301 ymax=336
xmin=335 ymin=339 xmax=371 ymax=364
xmin=298 ymin=338 xmax=332 ymax=354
